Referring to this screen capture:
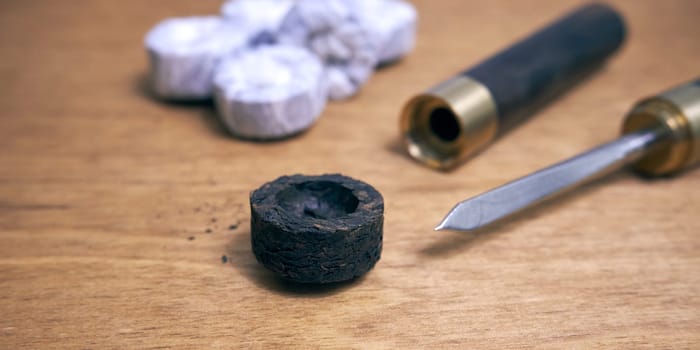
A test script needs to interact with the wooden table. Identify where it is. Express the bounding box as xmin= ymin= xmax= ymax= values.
xmin=1 ymin=1 xmax=698 ymax=348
